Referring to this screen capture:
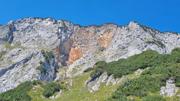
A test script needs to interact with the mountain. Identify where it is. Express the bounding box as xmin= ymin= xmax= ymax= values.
xmin=0 ymin=17 xmax=180 ymax=100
